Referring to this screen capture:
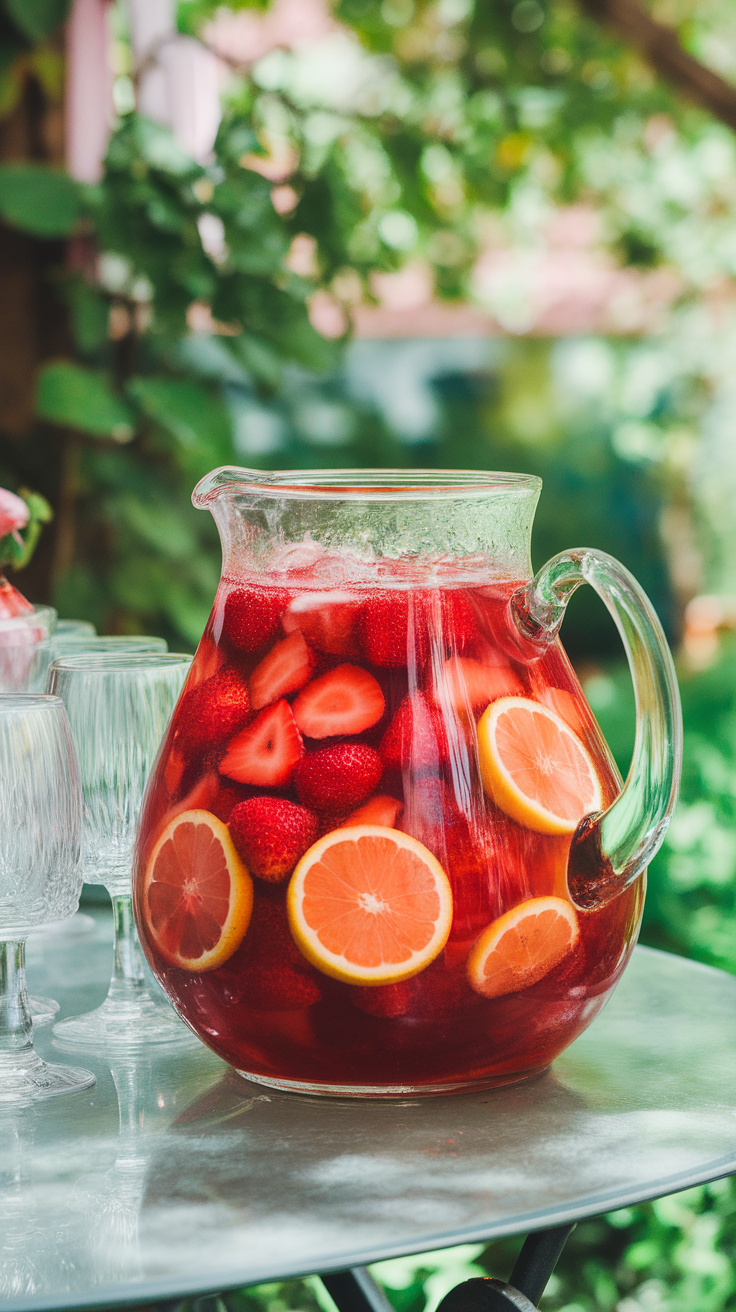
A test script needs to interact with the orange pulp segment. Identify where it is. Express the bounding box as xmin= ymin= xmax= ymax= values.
xmin=287 ymin=825 xmax=453 ymax=984
xmin=143 ymin=809 xmax=253 ymax=971
xmin=477 ymin=695 xmax=603 ymax=835
xmin=467 ymin=896 xmax=579 ymax=998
